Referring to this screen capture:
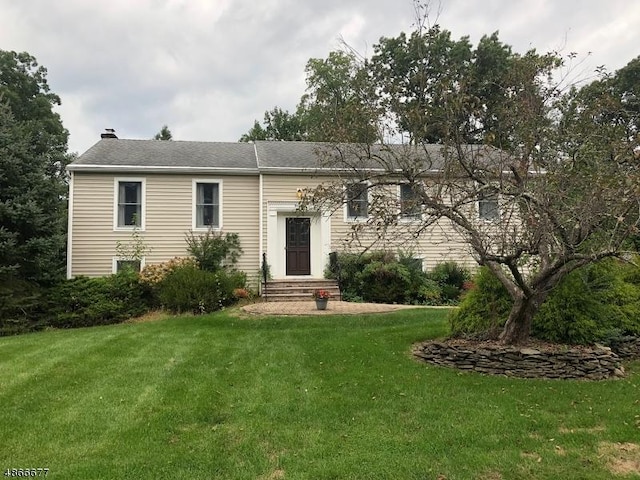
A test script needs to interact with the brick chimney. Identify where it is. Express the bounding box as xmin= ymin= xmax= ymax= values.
xmin=101 ymin=128 xmax=118 ymax=139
